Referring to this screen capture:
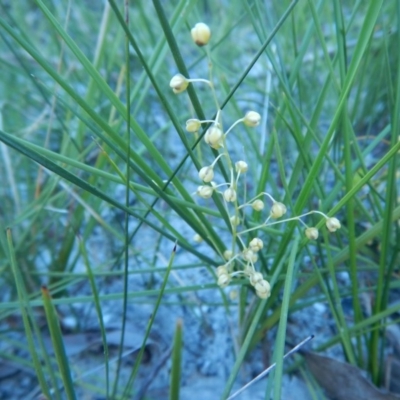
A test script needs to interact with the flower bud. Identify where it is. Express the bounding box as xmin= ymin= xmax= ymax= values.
xmin=249 ymin=238 xmax=263 ymax=252
xmin=270 ymin=202 xmax=287 ymax=219
xmin=216 ymin=265 xmax=228 ymax=277
xmin=235 ymin=160 xmax=248 ymax=173
xmin=305 ymin=227 xmax=319 ymax=240
xmin=193 ymin=233 xmax=203 ymax=243
xmin=244 ymin=264 xmax=253 ymax=275
xmin=204 ymin=125 xmax=223 ymax=148
xmin=217 ymin=273 xmax=231 ymax=288
xmin=230 ymin=215 xmax=241 ymax=226
xmin=191 ymin=22 xmax=211 ymax=46
xmin=170 ymin=74 xmax=189 ymax=94
xmin=252 ymin=199 xmax=264 ymax=211
xmin=223 ymin=250 xmax=233 ymax=260
xmin=229 ymin=289 xmax=238 ymax=301
xmin=198 ymin=166 xmax=214 ymax=182
xmin=223 ymin=187 xmax=237 ymax=202
xmin=243 ymin=111 xmax=261 ymax=127
xmin=326 ymin=217 xmax=341 ymax=232
xmin=255 ymin=280 xmax=271 ymax=299
xmin=186 ymin=119 xmax=201 ymax=132
xmin=196 ymin=185 xmax=214 ymax=199
xmin=249 ymin=271 xmax=263 ymax=286
xmin=242 ymin=249 xmax=258 ymax=263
